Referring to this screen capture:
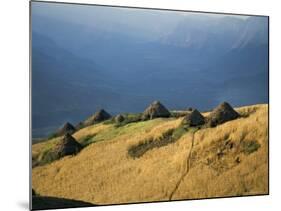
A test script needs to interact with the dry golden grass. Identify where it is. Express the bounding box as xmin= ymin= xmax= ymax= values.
xmin=173 ymin=104 xmax=268 ymax=199
xmin=32 ymin=123 xmax=111 ymax=164
xmin=32 ymin=104 xmax=268 ymax=205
